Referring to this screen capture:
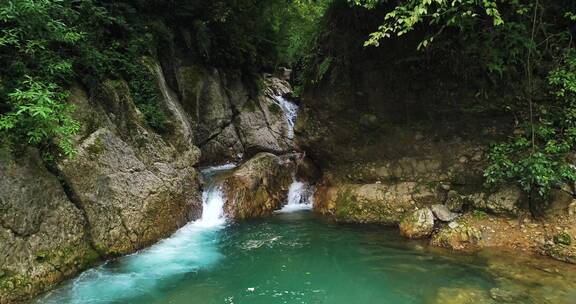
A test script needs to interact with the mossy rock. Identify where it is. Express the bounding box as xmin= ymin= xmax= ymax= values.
xmin=267 ymin=102 xmax=283 ymax=115
xmin=0 ymin=271 xmax=30 ymax=292
xmin=554 ymin=232 xmax=572 ymax=246
xmin=432 ymin=225 xmax=482 ymax=251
